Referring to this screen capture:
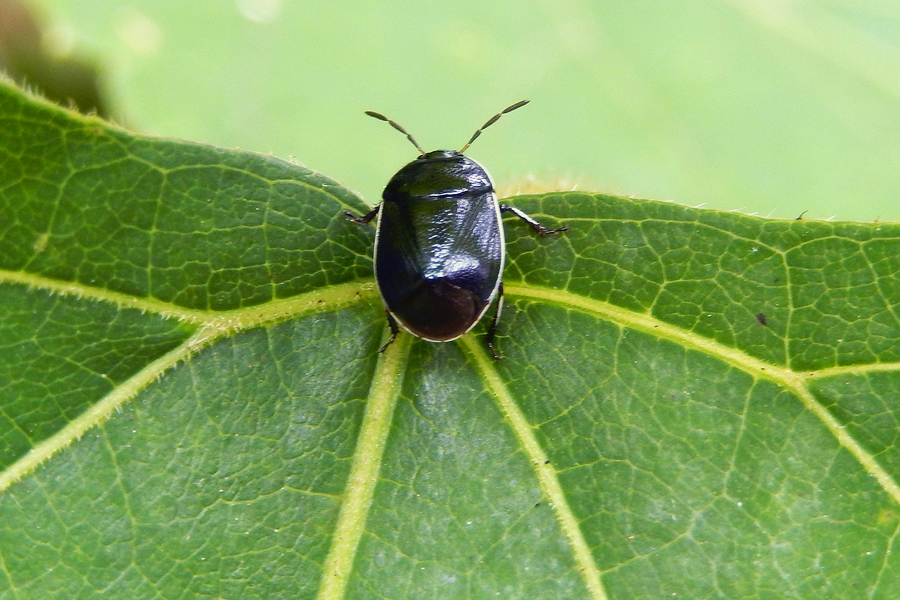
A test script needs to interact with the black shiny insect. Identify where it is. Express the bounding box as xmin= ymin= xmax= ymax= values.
xmin=344 ymin=100 xmax=567 ymax=359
